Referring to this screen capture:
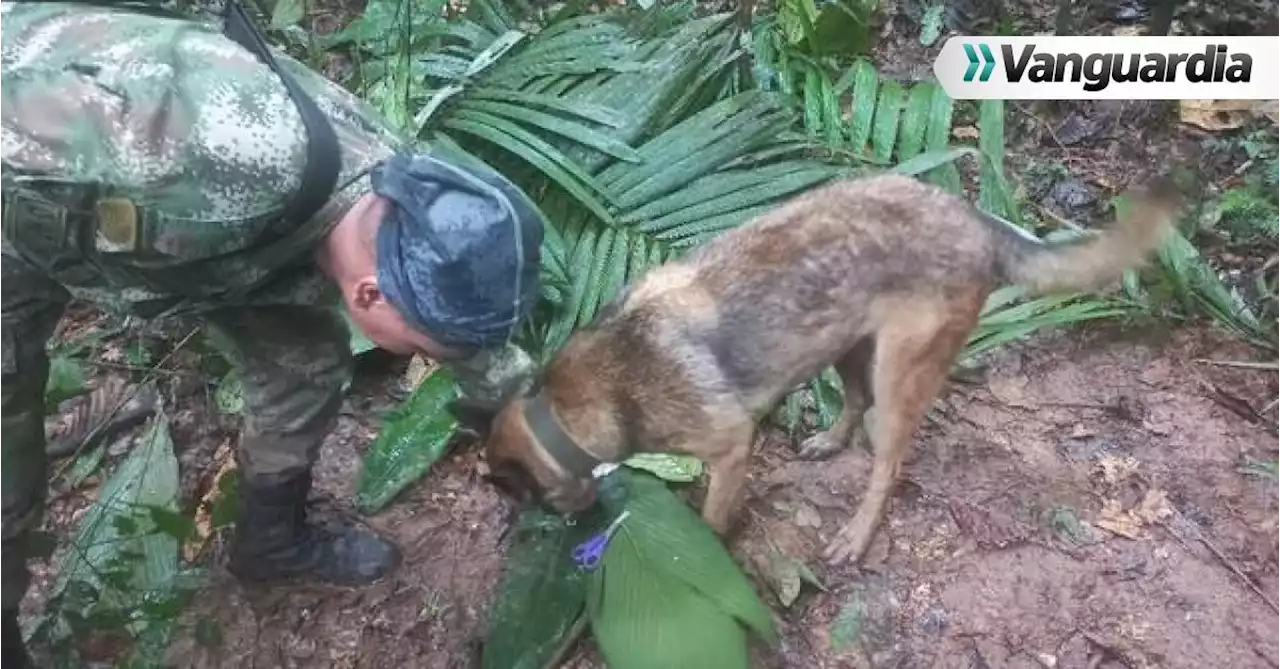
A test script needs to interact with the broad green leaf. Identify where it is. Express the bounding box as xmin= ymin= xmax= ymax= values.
xmin=53 ymin=411 xmax=181 ymax=637
xmin=355 ymin=369 xmax=460 ymax=514
xmin=777 ymin=0 xmax=819 ymax=44
xmin=869 ymin=79 xmax=904 ymax=164
xmin=846 ymin=59 xmax=879 ymax=155
xmin=589 ymin=537 xmax=752 ymax=669
xmin=978 ymin=98 xmax=1009 ymax=218
xmin=45 ymin=353 xmax=87 ymax=408
xmin=897 ymin=82 xmax=934 ymax=162
xmin=270 ymin=0 xmax=305 ymax=29
xmin=482 ymin=507 xmax=601 ymax=669
xmin=62 ymin=441 xmax=108 ymax=489
xmin=809 ymin=0 xmax=875 ymax=58
xmin=623 ymin=453 xmax=704 ymax=482
xmin=922 ymin=84 xmax=961 ymax=192
xmin=595 ymin=470 xmax=778 ymax=644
